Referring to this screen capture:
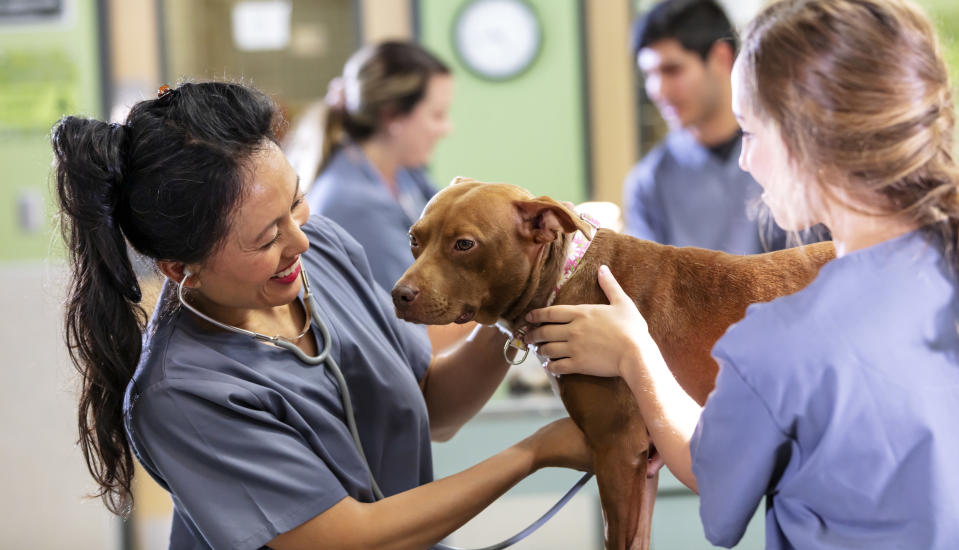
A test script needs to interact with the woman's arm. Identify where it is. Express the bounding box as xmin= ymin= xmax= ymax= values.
xmin=616 ymin=333 xmax=701 ymax=492
xmin=526 ymin=265 xmax=702 ymax=492
xmin=420 ymin=324 xmax=513 ymax=441
xmin=268 ymin=417 xmax=591 ymax=550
